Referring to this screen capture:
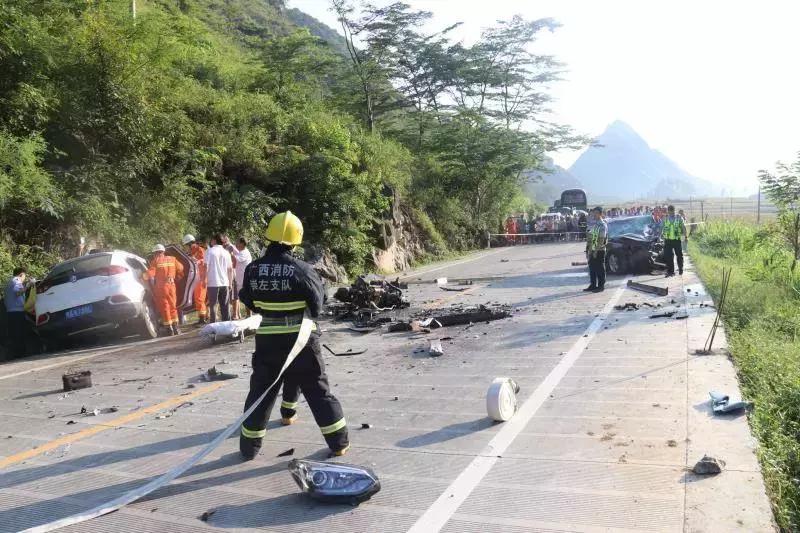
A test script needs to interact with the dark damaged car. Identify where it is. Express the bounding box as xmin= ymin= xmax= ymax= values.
xmin=604 ymin=215 xmax=665 ymax=275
